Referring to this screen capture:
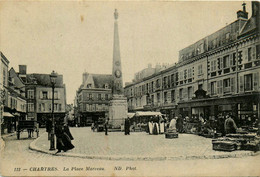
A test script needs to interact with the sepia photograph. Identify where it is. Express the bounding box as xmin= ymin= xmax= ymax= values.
xmin=0 ymin=0 xmax=260 ymax=176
